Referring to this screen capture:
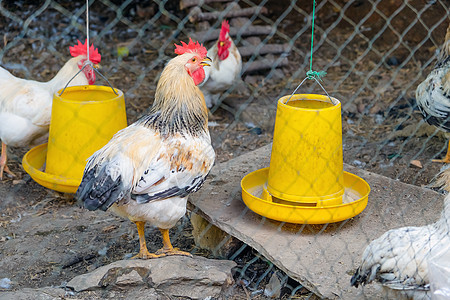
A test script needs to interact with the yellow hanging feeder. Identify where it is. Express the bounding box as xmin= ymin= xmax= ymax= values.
xmin=241 ymin=94 xmax=370 ymax=224
xmin=22 ymin=85 xmax=127 ymax=193
xmin=22 ymin=1 xmax=129 ymax=193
